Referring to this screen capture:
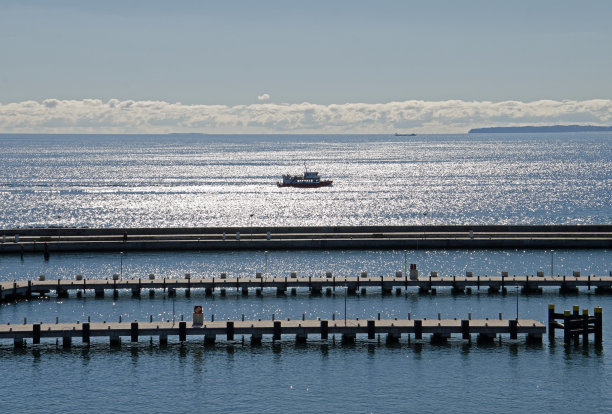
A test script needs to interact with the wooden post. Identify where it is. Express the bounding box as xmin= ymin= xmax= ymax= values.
xmin=367 ymin=320 xmax=375 ymax=339
xmin=461 ymin=319 xmax=470 ymax=340
xmin=179 ymin=321 xmax=186 ymax=342
xmin=82 ymin=322 xmax=90 ymax=343
xmin=548 ymin=304 xmax=555 ymax=342
xmin=595 ymin=307 xmax=603 ymax=344
xmin=273 ymin=321 xmax=281 ymax=341
xmin=227 ymin=321 xmax=234 ymax=341
xmin=509 ymin=319 xmax=517 ymax=340
xmin=33 ymin=323 xmax=40 ymax=344
xmin=563 ymin=310 xmax=571 ymax=345
xmin=415 ymin=320 xmax=422 ymax=340
xmin=131 ymin=322 xmax=139 ymax=342
xmin=582 ymin=309 xmax=589 ymax=345
xmin=321 ymin=320 xmax=328 ymax=340
xmin=573 ymin=305 xmax=580 ymax=346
